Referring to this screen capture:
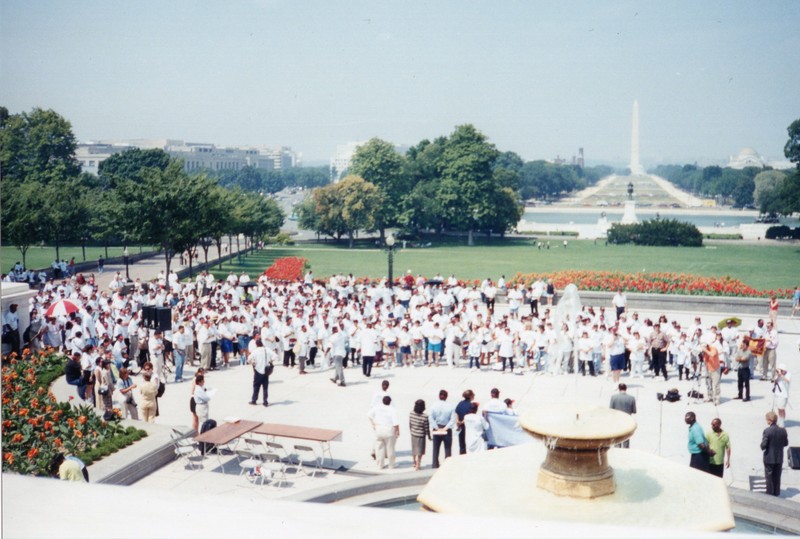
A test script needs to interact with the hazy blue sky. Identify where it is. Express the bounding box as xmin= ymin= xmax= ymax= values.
xmin=2 ymin=1 xmax=798 ymax=166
